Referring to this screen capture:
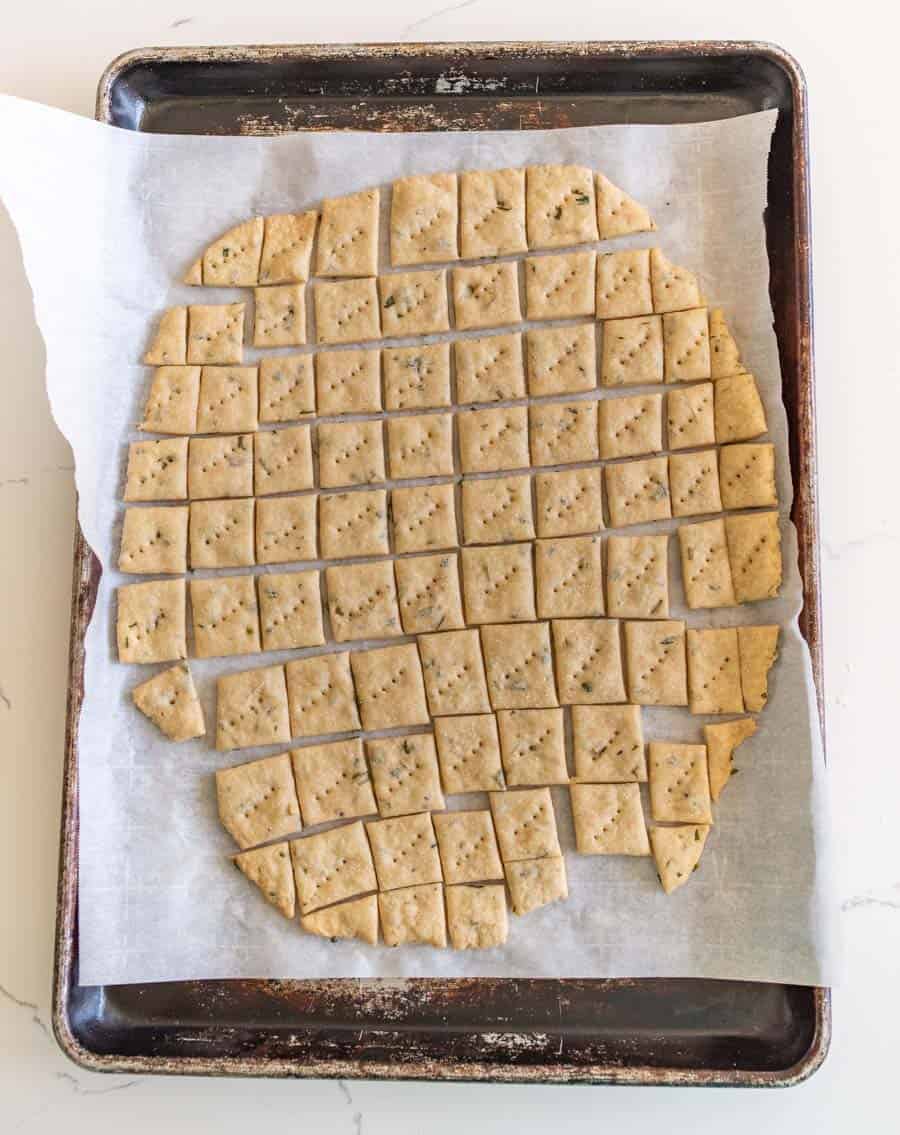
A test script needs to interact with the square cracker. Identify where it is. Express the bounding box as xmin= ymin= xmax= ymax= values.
xmin=285 ymin=651 xmax=360 ymax=739
xmin=551 ymin=618 xmax=626 ymax=704
xmin=648 ymin=742 xmax=713 ymax=823
xmin=505 ymin=856 xmax=568 ymax=916
xmin=598 ymin=393 xmax=663 ymax=460
xmin=666 ymin=382 xmax=715 ymax=450
xmin=317 ymin=419 xmax=386 ymax=488
xmin=325 ymin=560 xmax=402 ymax=643
xmin=117 ymin=578 xmax=186 ymax=664
xmin=187 ymin=434 xmax=253 ymax=500
xmin=571 ymin=703 xmax=645 ymax=782
xmin=605 ymin=533 xmax=669 ymax=619
xmin=434 ymin=713 xmax=505 ymax=794
xmin=215 ymin=753 xmax=300 ymax=851
xmin=383 ymin=342 xmax=451 ymax=411
xmin=687 ymin=627 xmax=744 ymax=715
xmin=379 ymin=270 xmax=450 ymax=337
xmin=459 ymin=167 xmax=527 ymax=259
xmin=724 ymin=511 xmax=782 ymax=602
xmin=489 ymin=787 xmax=560 ymax=862
xmin=139 ymin=365 xmax=200 ymax=435
xmin=595 ymin=172 xmax=655 ymax=239
xmin=315 ymin=349 xmax=381 ymax=415
xmin=215 ymin=664 xmax=291 ymax=751
xmin=366 ymin=812 xmax=443 ymax=892
xmin=678 ymin=518 xmax=737 ymax=609
xmin=319 ymin=490 xmax=389 ymax=560
xmin=669 ymin=450 xmax=723 ymax=518
xmin=258 ymin=355 xmax=315 ymax=423
xmin=254 ymin=425 xmax=314 ymax=495
xmin=497 ymin=707 xmax=567 ymax=787
xmin=253 ymin=285 xmax=306 ymax=348
xmin=391 ymin=481 xmax=458 ymax=554
xmin=316 ymin=188 xmax=379 ymax=277
xmin=525 ymin=164 xmax=598 ymax=249
xmin=461 ymin=543 xmax=536 ymax=624
xmin=187 ymin=303 xmax=244 ymax=365
xmin=596 ymin=250 xmax=653 ymax=320
xmin=525 ymin=323 xmax=597 ymax=397
xmin=255 ymin=494 xmax=317 ymax=565
xmin=301 ymin=895 xmax=377 ymax=944
xmin=119 ymin=505 xmax=188 ymax=574
xmin=481 ymin=621 xmax=558 ymax=710
xmin=535 ymin=535 xmax=604 ymax=619
xmin=256 ymin=569 xmax=325 ymax=652
xmin=605 ymin=456 xmax=671 ymax=528
xmin=600 ymin=314 xmax=663 ymax=387
xmin=650 ymin=248 xmax=704 ymax=313
xmin=314 ymin=278 xmax=381 ymax=345
xmin=714 ymin=373 xmax=768 ymax=443
xmin=524 ymin=251 xmax=596 ymax=320
xmin=663 ymin=308 xmax=711 ymax=382
xmin=461 ymin=474 xmax=534 ymax=545
xmin=446 ymin=884 xmax=508 ymax=950
xmin=199 ymin=217 xmax=263 ymax=286
xmin=570 ymin=782 xmax=650 ymax=855
xmin=290 ymin=821 xmax=377 ymax=914
xmin=395 ymin=552 xmax=465 ymax=634
xmin=528 ymin=401 xmax=599 ymax=467
xmin=144 ymin=306 xmax=187 ymax=366
xmin=379 ymin=882 xmax=448 ymax=948
xmin=534 ymin=467 xmax=604 ymax=538
xmin=188 ymin=497 xmax=254 ymax=569
xmin=259 ymin=211 xmax=317 ymax=284
xmin=131 ymin=663 xmax=204 ymax=743
xmin=738 ymin=625 xmax=780 ymax=712
xmin=386 ymin=413 xmax=454 ymax=480
xmin=190 ymin=574 xmax=261 ymax=659
xmin=350 ymin=643 xmax=430 ymax=731
xmin=124 ymin=438 xmax=188 ymax=502
xmin=194 ymin=367 xmax=256 ymax=433
xmin=390 ymin=173 xmax=458 ymax=266
xmin=458 ymin=405 xmax=529 ymax=473
xmin=434 ymin=810 xmax=503 ymax=885
xmin=624 ymin=619 xmax=688 ymax=706
xmin=366 ymin=733 xmax=445 ymax=818
xmin=418 ymin=628 xmax=491 ymax=716
xmin=719 ymin=443 xmax=777 ymax=511
xmin=451 ymin=262 xmax=521 ymax=331
xmin=455 ymin=332 xmax=526 ymax=404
